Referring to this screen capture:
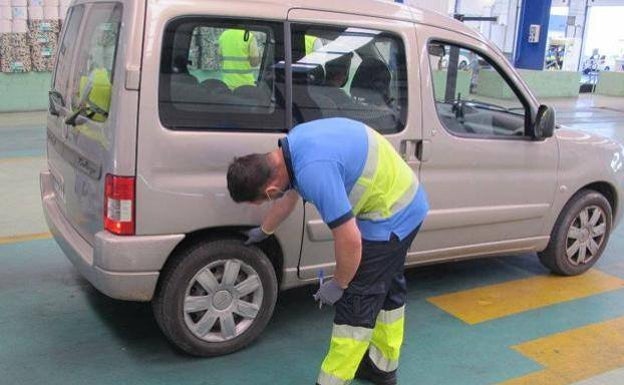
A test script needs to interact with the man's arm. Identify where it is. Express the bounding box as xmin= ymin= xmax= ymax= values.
xmin=261 ymin=190 xmax=300 ymax=233
xmin=331 ymin=218 xmax=362 ymax=289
